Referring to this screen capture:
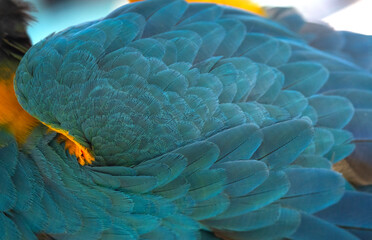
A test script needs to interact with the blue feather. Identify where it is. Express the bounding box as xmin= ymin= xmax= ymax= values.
xmin=281 ymin=168 xmax=345 ymax=213
xmin=291 ymin=213 xmax=358 ymax=240
xmin=316 ymin=191 xmax=372 ymax=239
